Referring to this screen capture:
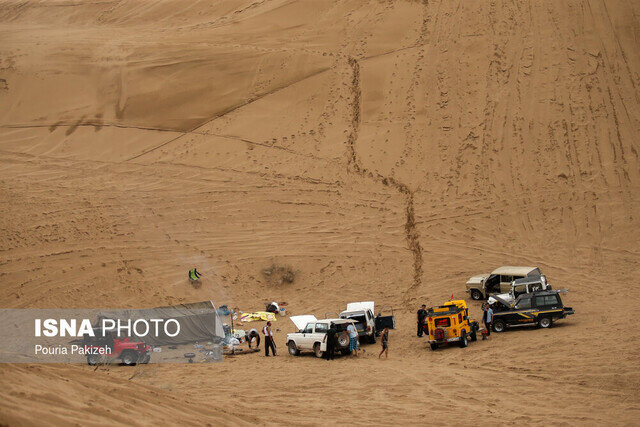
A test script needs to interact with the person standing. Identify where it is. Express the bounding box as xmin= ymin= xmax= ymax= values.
xmin=417 ymin=304 xmax=428 ymax=337
xmin=378 ymin=327 xmax=389 ymax=359
xmin=324 ymin=325 xmax=337 ymax=361
xmin=484 ymin=304 xmax=493 ymax=336
xmin=346 ymin=322 xmax=359 ymax=357
xmin=263 ymin=321 xmax=277 ymax=356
